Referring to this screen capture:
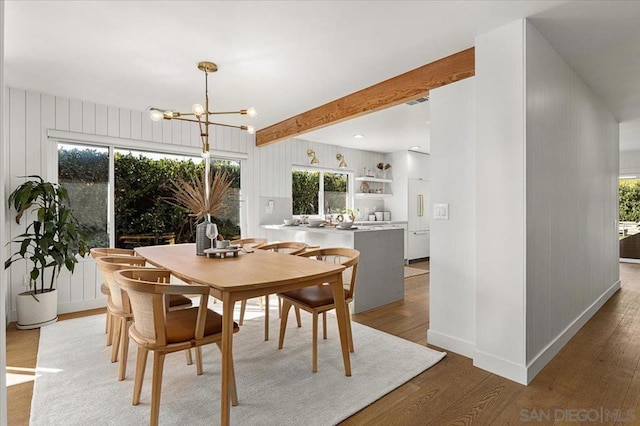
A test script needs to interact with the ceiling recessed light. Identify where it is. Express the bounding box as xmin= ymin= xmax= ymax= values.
xmin=353 ymin=134 xmax=364 ymax=139
xmin=410 ymin=146 xmax=421 ymax=151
